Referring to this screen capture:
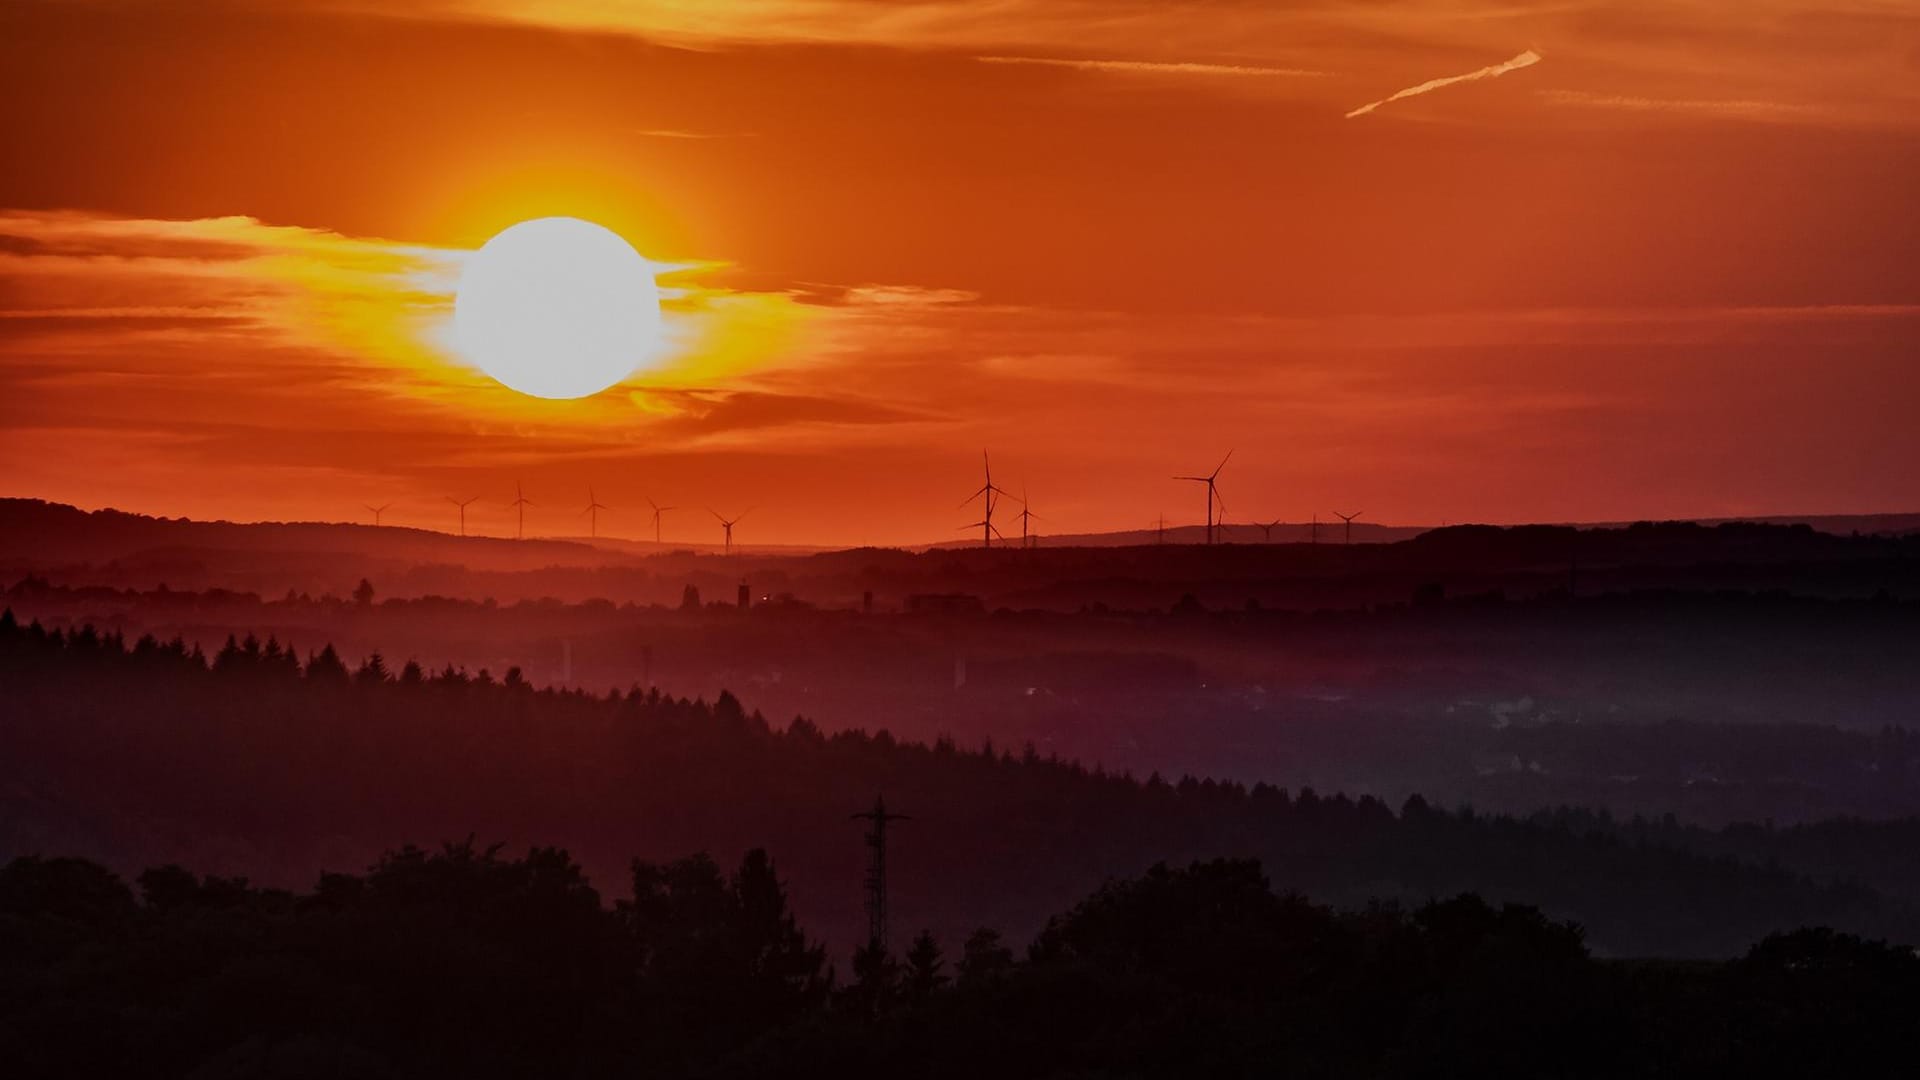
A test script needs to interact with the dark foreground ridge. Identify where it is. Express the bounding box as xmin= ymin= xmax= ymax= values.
xmin=4 ymin=610 xmax=1917 ymax=958
xmin=5 ymin=844 xmax=1917 ymax=1079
